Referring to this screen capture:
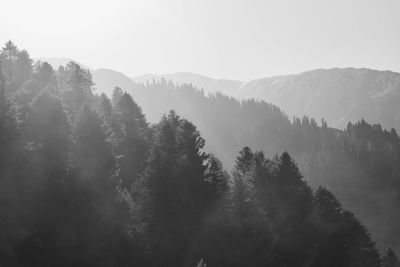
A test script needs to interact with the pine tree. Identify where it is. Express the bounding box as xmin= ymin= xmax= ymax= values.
xmin=263 ymin=152 xmax=315 ymax=266
xmin=13 ymin=49 xmax=33 ymax=89
xmin=59 ymin=61 xmax=93 ymax=116
xmin=206 ymin=154 xmax=229 ymax=200
xmin=0 ymin=41 xmax=18 ymax=81
xmin=98 ymin=93 xmax=114 ymax=141
xmin=311 ymin=187 xmax=381 ymax=267
xmin=24 ymin=91 xmax=71 ymax=171
xmin=223 ymin=147 xmax=275 ymax=267
xmin=99 ymin=93 xmax=113 ymax=123
xmin=16 ymin=91 xmax=73 ymax=265
xmin=275 ymin=151 xmax=314 ymax=221
xmin=112 ymin=86 xmax=124 ymax=107
xmin=34 ymin=61 xmax=55 ymax=86
xmin=311 ymin=187 xmax=350 ymax=267
xmin=113 ymin=93 xmax=149 ymax=187
xmin=232 ymin=146 xmax=254 ymax=177
xmin=74 ymin=104 xmax=115 ymax=182
xmin=72 ymin=104 xmax=131 ymax=266
xmin=136 ymin=111 xmax=210 ymax=266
